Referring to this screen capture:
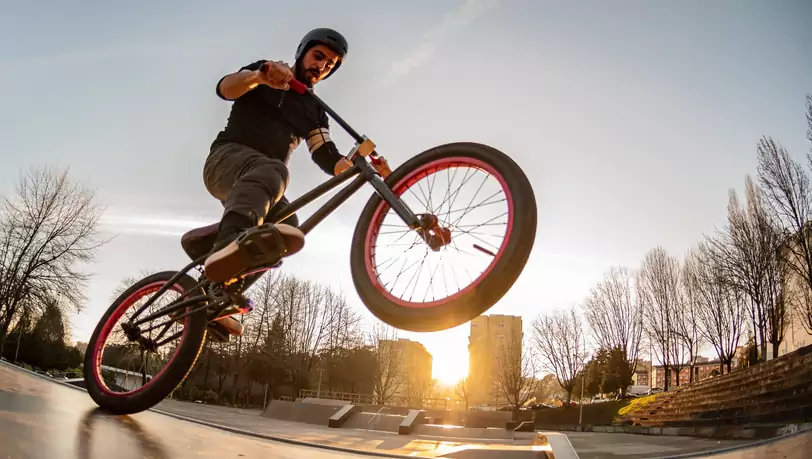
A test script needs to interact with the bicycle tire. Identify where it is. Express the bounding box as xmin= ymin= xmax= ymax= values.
xmin=83 ymin=271 xmax=208 ymax=414
xmin=350 ymin=142 xmax=537 ymax=332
